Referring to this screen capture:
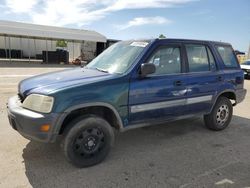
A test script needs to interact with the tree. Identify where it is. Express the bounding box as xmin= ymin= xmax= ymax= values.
xmin=159 ymin=34 xmax=166 ymax=39
xmin=56 ymin=40 xmax=67 ymax=47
